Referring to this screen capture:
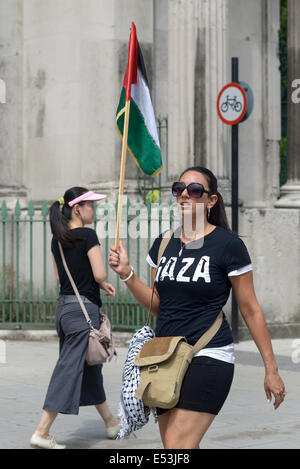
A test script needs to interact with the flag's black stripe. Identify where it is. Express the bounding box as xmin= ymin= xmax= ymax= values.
xmin=137 ymin=43 xmax=149 ymax=88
